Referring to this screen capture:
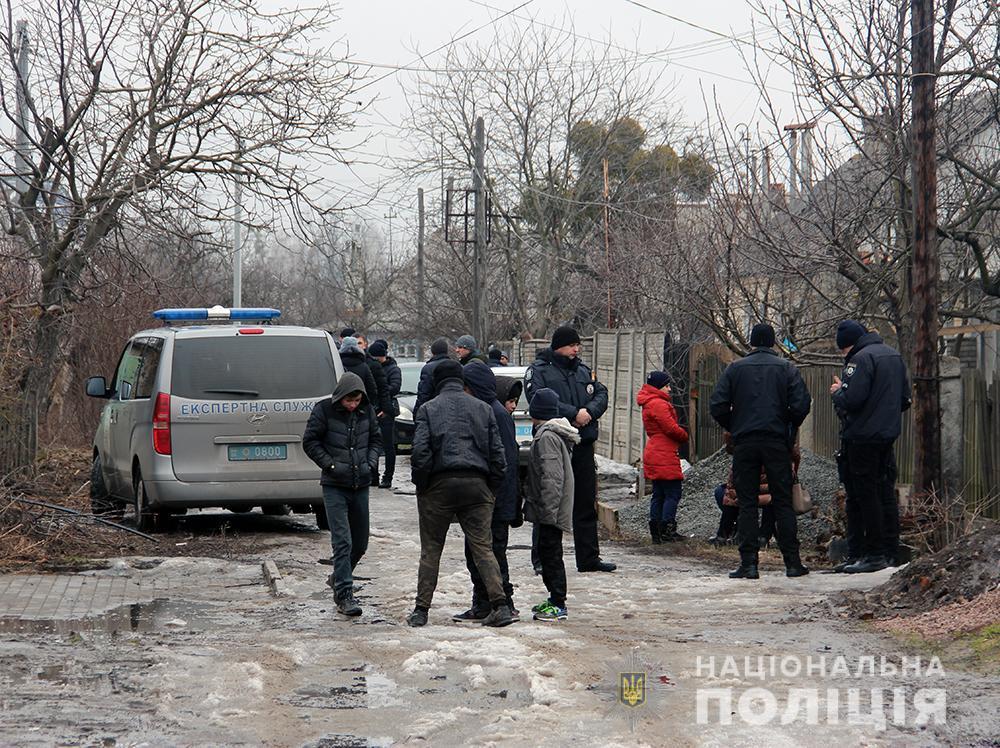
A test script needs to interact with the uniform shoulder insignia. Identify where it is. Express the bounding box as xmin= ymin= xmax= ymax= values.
xmin=525 ymin=368 xmax=533 ymax=380
xmin=844 ymin=363 xmax=857 ymax=378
